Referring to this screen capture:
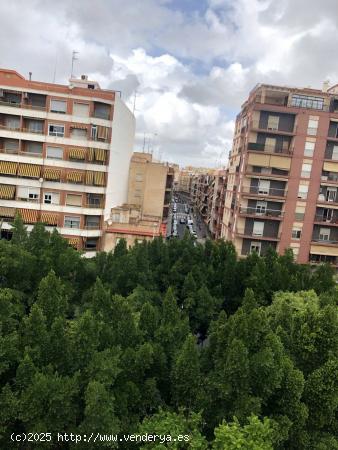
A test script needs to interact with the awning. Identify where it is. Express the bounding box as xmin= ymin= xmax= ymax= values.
xmin=85 ymin=171 xmax=94 ymax=185
xmin=88 ymin=148 xmax=95 ymax=162
xmin=97 ymin=125 xmax=109 ymax=140
xmin=40 ymin=212 xmax=58 ymax=226
xmin=0 ymin=184 xmax=15 ymax=199
xmin=0 ymin=161 xmax=17 ymax=175
xmin=67 ymin=171 xmax=83 ymax=183
xmin=94 ymin=171 xmax=105 ymax=186
xmin=19 ymin=208 xmax=38 ymax=223
xmin=67 ymin=237 xmax=81 ymax=248
xmin=17 ymin=163 xmax=41 ymax=178
xmin=95 ymin=148 xmax=106 ymax=162
xmin=69 ymin=148 xmax=86 ymax=160
xmin=70 ymin=124 xmax=88 ymax=130
xmin=44 ymin=167 xmax=61 ymax=181
xmin=0 ymin=206 xmax=15 ymax=218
